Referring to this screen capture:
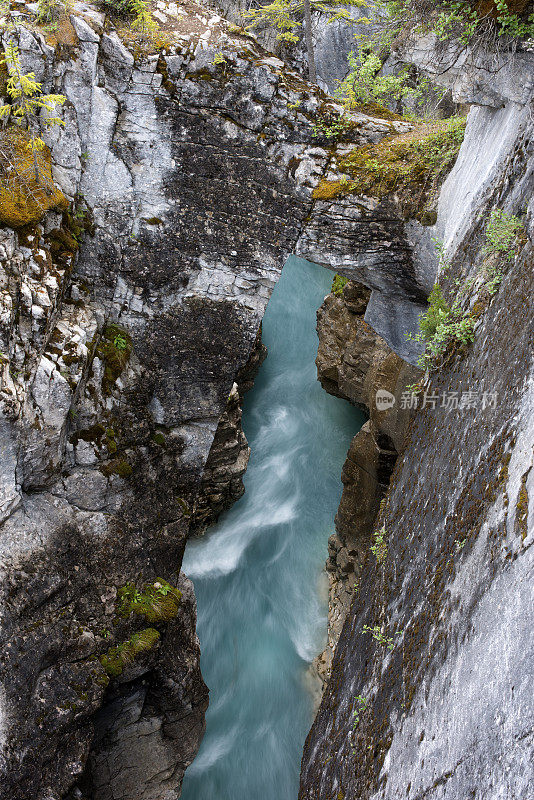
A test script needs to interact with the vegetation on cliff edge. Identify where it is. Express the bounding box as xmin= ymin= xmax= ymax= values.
xmin=313 ymin=116 xmax=466 ymax=223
